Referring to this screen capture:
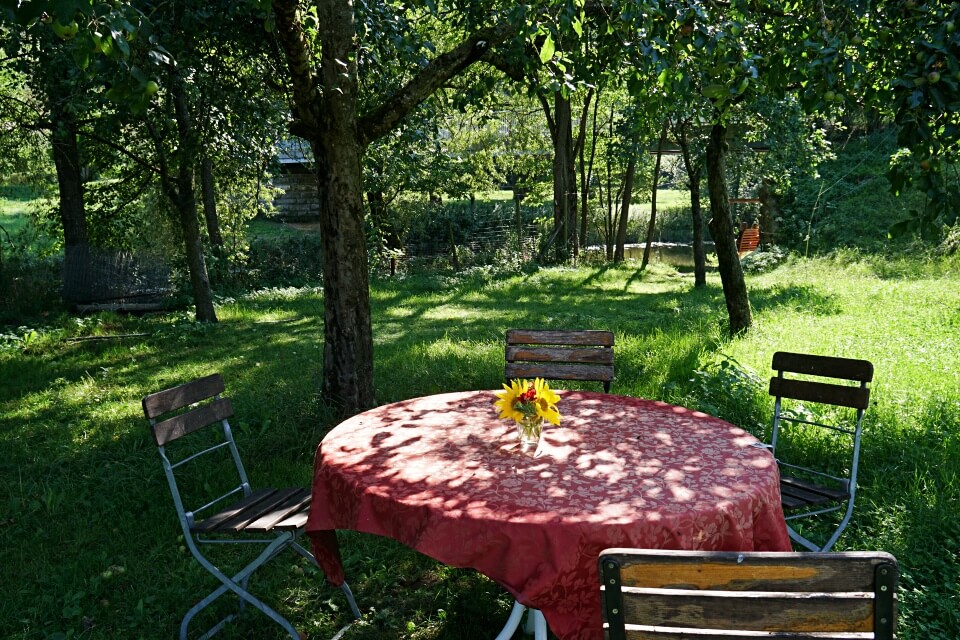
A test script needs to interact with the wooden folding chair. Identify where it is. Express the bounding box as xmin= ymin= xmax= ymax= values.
xmin=599 ymin=548 xmax=898 ymax=640
xmin=497 ymin=329 xmax=615 ymax=639
xmin=505 ymin=329 xmax=615 ymax=392
xmin=142 ymin=373 xmax=360 ymax=639
xmin=768 ymin=351 xmax=874 ymax=551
